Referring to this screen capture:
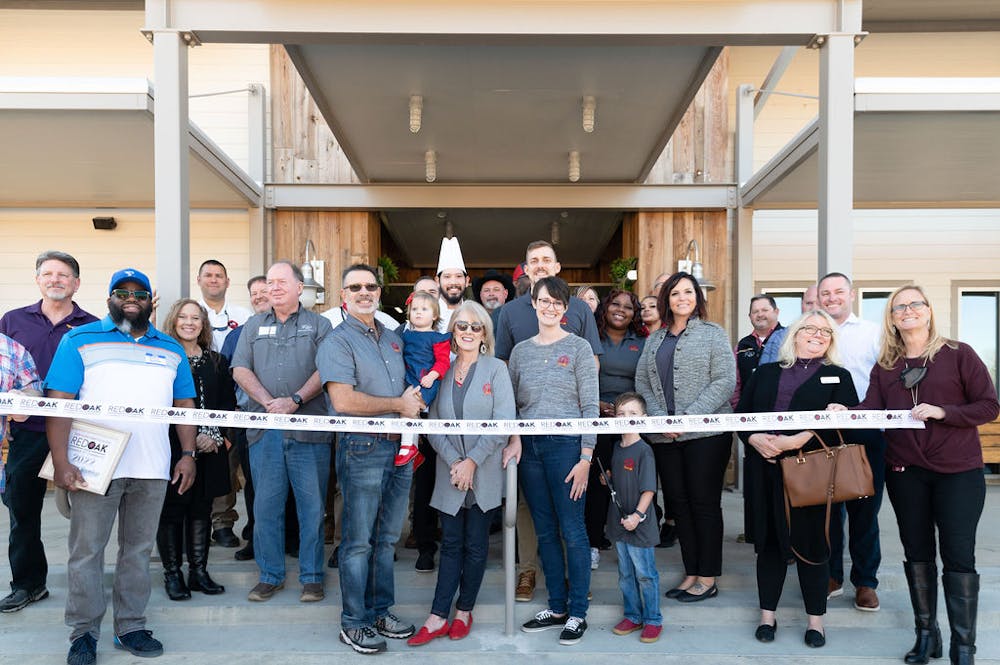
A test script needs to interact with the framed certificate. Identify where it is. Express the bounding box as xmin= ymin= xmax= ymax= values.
xmin=39 ymin=420 xmax=131 ymax=495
